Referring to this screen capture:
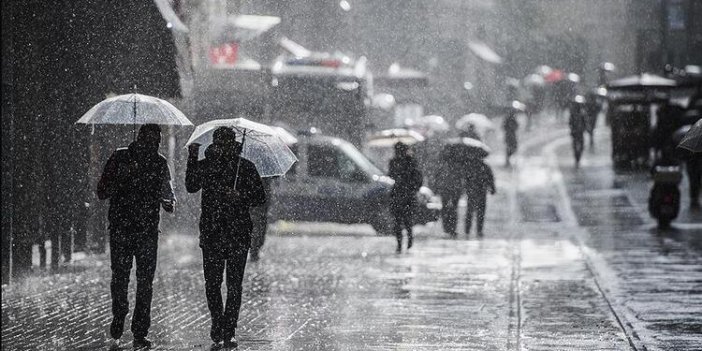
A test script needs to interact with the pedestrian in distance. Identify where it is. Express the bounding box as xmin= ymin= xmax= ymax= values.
xmin=503 ymin=111 xmax=519 ymax=167
xmin=436 ymin=144 xmax=465 ymax=237
xmin=569 ymin=95 xmax=587 ymax=168
xmin=388 ymin=142 xmax=423 ymax=253
xmin=97 ymin=124 xmax=176 ymax=350
xmin=186 ymin=127 xmax=266 ymax=349
xmin=584 ymin=91 xmax=601 ymax=149
xmin=464 ymin=158 xmax=496 ymax=237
